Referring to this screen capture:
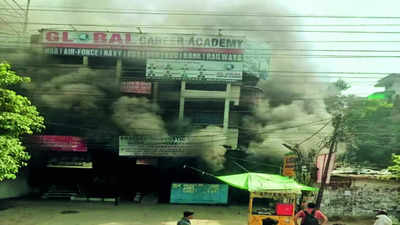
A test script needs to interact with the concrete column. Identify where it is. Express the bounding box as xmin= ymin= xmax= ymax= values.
xmin=83 ymin=56 xmax=88 ymax=66
xmin=115 ymin=58 xmax=122 ymax=83
xmin=223 ymin=83 xmax=231 ymax=133
xmin=153 ymin=82 xmax=159 ymax=103
xmin=178 ymin=81 xmax=186 ymax=121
